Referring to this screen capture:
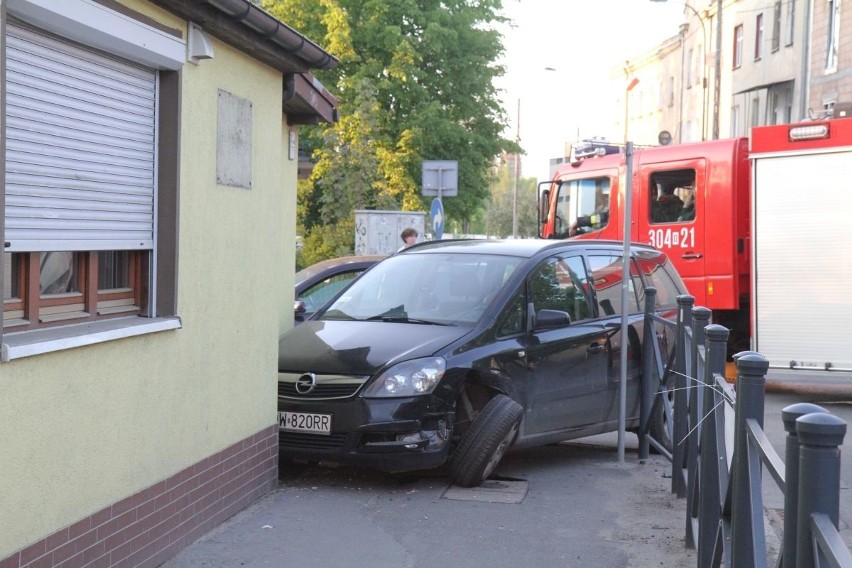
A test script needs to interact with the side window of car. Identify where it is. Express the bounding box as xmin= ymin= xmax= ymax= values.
xmin=300 ymin=272 xmax=361 ymax=311
xmin=528 ymin=256 xmax=592 ymax=323
xmin=494 ymin=285 xmax=525 ymax=337
xmin=587 ymin=255 xmax=641 ymax=316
